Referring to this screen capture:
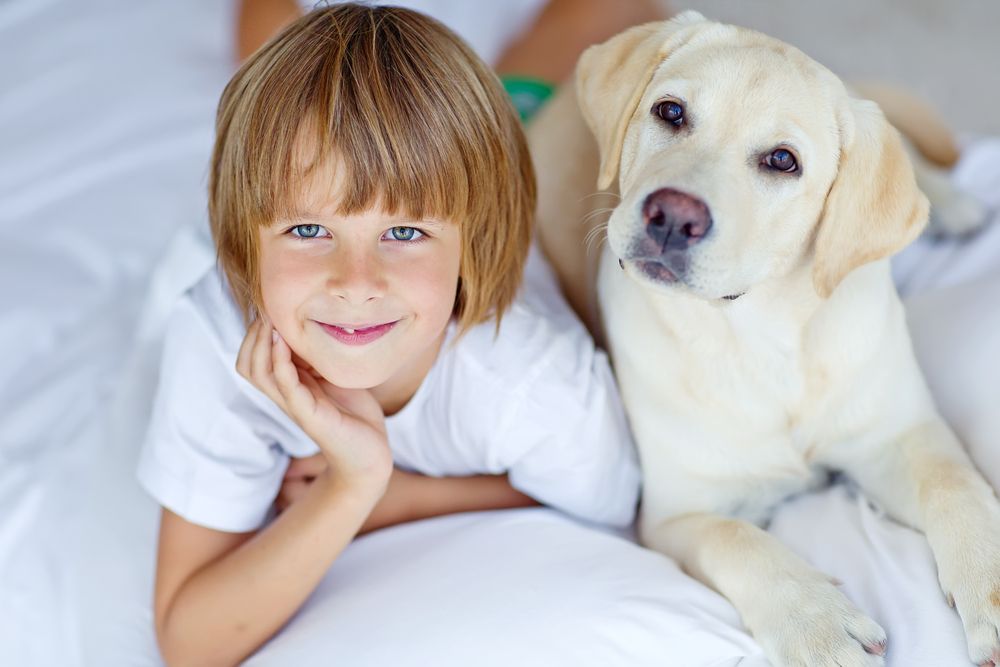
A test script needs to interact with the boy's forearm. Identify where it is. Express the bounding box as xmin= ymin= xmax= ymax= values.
xmin=158 ymin=475 xmax=381 ymax=667
xmin=422 ymin=473 xmax=538 ymax=515
xmin=236 ymin=0 xmax=302 ymax=61
xmin=360 ymin=472 xmax=538 ymax=534
xmin=495 ymin=0 xmax=667 ymax=82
